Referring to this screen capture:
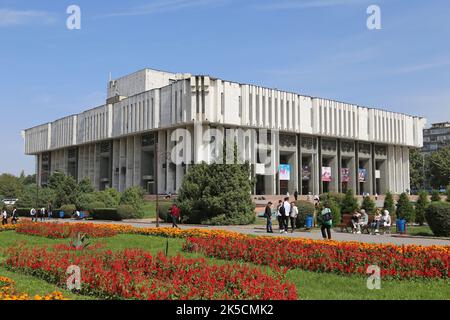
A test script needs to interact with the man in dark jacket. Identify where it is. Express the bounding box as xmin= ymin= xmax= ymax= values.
xmin=264 ymin=202 xmax=273 ymax=233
